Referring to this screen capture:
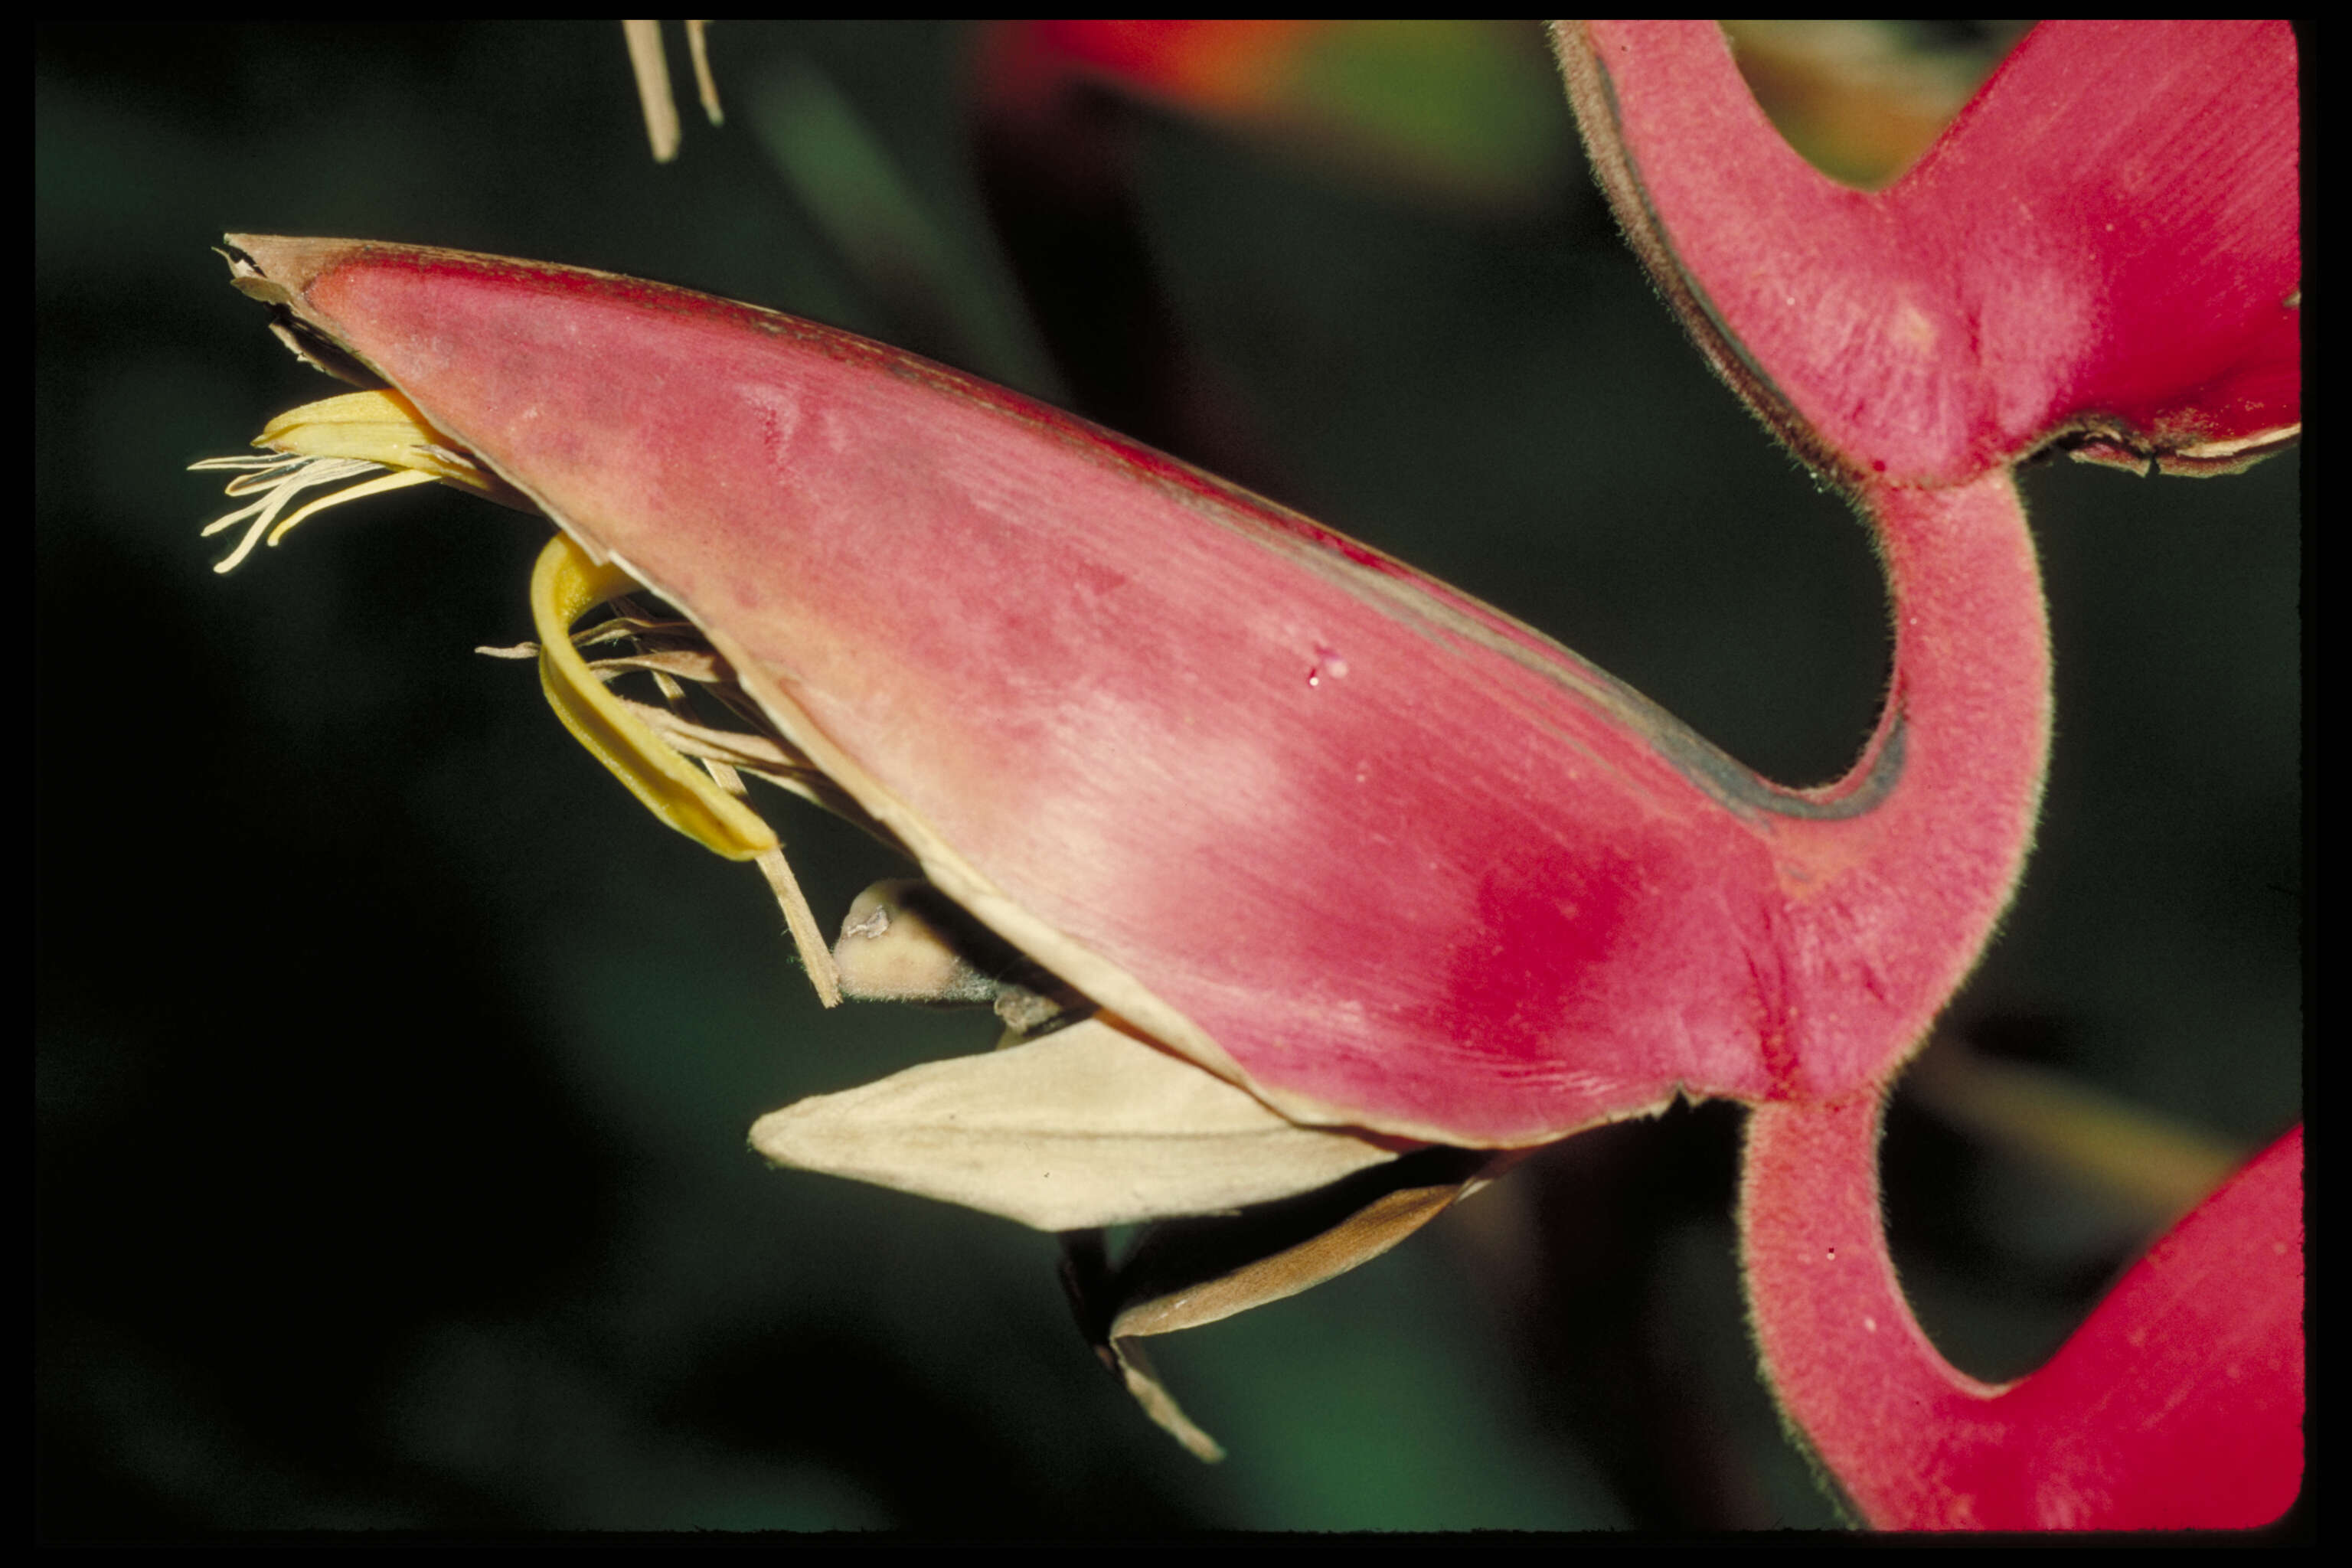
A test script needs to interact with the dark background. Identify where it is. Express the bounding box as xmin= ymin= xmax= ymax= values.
xmin=37 ymin=21 xmax=2301 ymax=1534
